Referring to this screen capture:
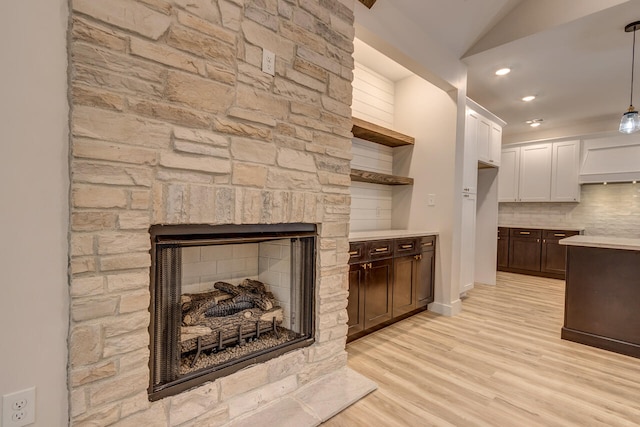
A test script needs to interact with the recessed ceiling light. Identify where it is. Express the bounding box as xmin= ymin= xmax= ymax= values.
xmin=526 ymin=119 xmax=543 ymax=127
xmin=522 ymin=95 xmax=536 ymax=102
xmin=495 ymin=68 xmax=511 ymax=76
